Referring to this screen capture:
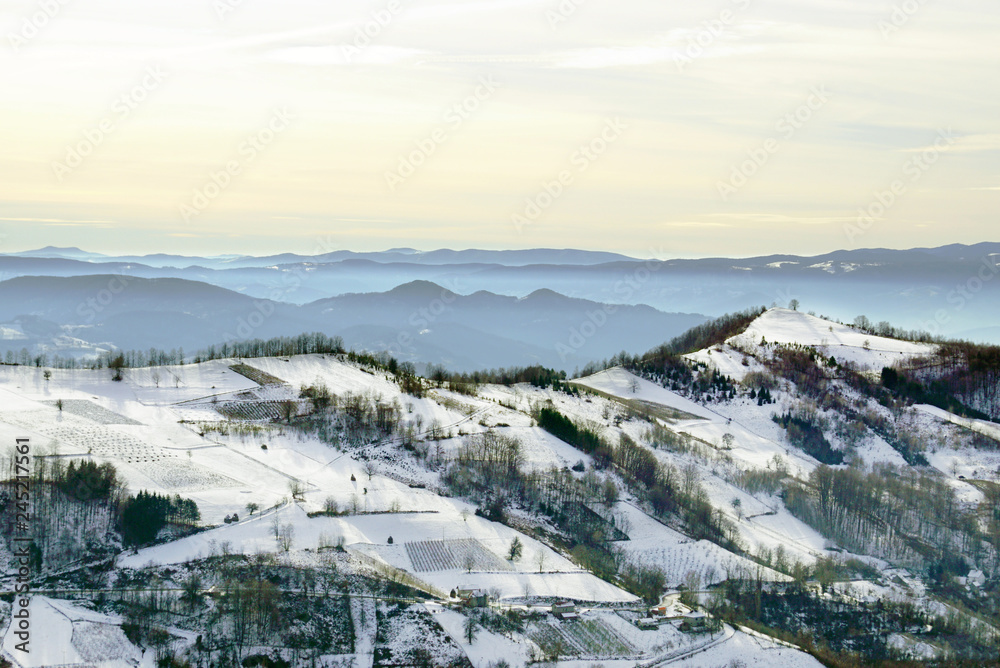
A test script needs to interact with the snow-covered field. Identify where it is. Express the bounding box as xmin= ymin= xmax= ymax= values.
xmin=1 ymin=596 xmax=163 ymax=668
xmin=4 ymin=304 xmax=986 ymax=667
xmin=686 ymin=308 xmax=936 ymax=381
